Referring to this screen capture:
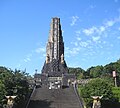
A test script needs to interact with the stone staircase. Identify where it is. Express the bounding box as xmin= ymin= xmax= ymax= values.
xmin=27 ymin=86 xmax=83 ymax=108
